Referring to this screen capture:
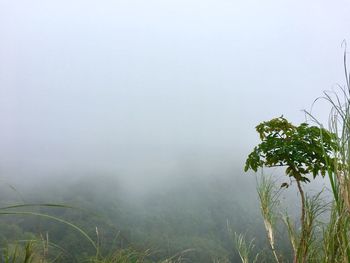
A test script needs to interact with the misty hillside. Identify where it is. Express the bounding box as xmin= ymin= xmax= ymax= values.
xmin=0 ymin=151 xmax=318 ymax=262
xmin=1 ymin=0 xmax=350 ymax=262
xmin=1 ymin=157 xmax=271 ymax=262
